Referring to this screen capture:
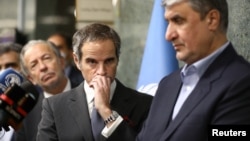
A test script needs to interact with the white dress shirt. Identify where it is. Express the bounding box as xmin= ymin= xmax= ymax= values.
xmin=44 ymin=78 xmax=71 ymax=98
xmin=0 ymin=127 xmax=13 ymax=141
xmin=84 ymin=80 xmax=123 ymax=138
